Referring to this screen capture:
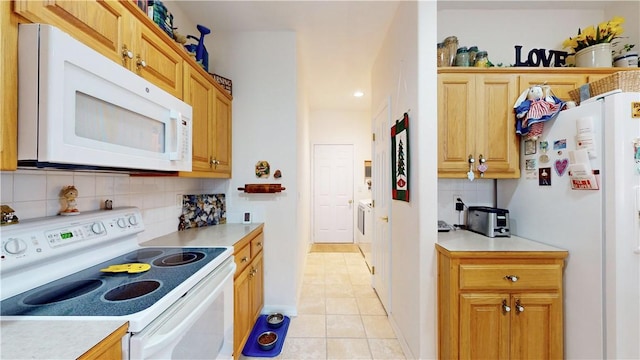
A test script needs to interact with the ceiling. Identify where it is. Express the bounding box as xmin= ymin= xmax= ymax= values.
xmin=174 ymin=1 xmax=401 ymax=111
